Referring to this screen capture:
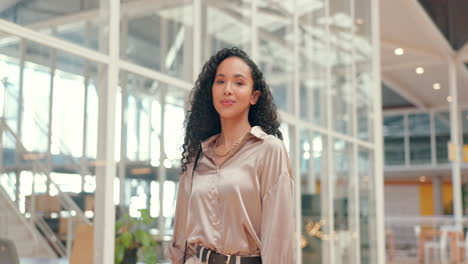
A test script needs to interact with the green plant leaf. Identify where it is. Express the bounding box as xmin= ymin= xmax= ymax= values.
xmin=121 ymin=231 xmax=133 ymax=248
xmin=115 ymin=219 xmax=124 ymax=232
xmin=139 ymin=209 xmax=153 ymax=225
xmin=142 ymin=246 xmax=158 ymax=264
xmin=115 ymin=243 xmax=125 ymax=264
xmin=135 ymin=229 xmax=152 ymax=247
